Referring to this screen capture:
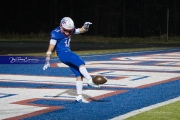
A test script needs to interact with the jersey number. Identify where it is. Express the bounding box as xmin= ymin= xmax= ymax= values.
xmin=65 ymin=38 xmax=70 ymax=47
